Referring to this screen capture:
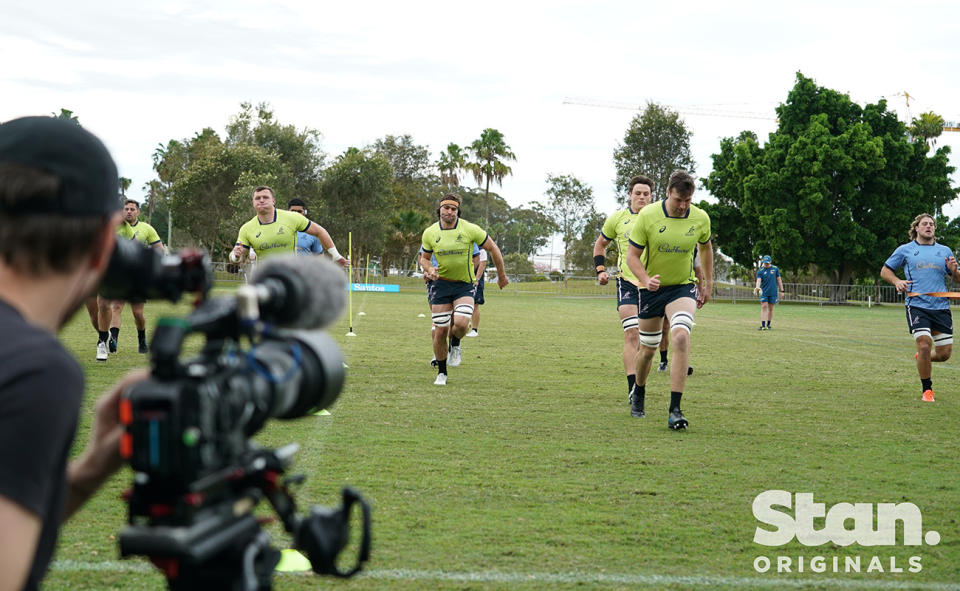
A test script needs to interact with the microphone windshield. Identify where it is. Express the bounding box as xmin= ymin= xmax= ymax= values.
xmin=248 ymin=254 xmax=346 ymax=329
